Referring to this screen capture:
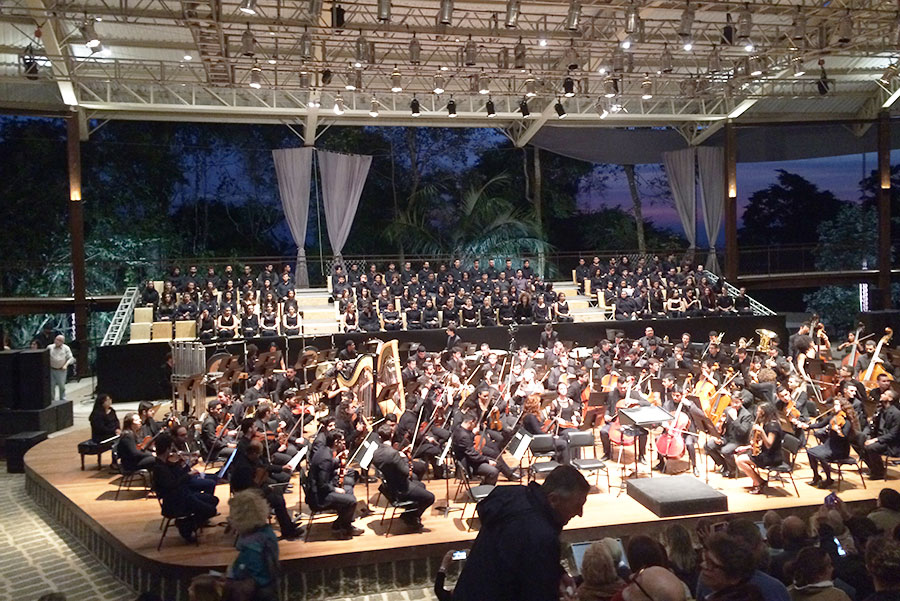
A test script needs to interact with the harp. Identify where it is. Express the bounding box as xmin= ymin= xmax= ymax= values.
xmin=375 ymin=339 xmax=406 ymax=417
xmin=336 ymin=354 xmax=375 ymax=417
